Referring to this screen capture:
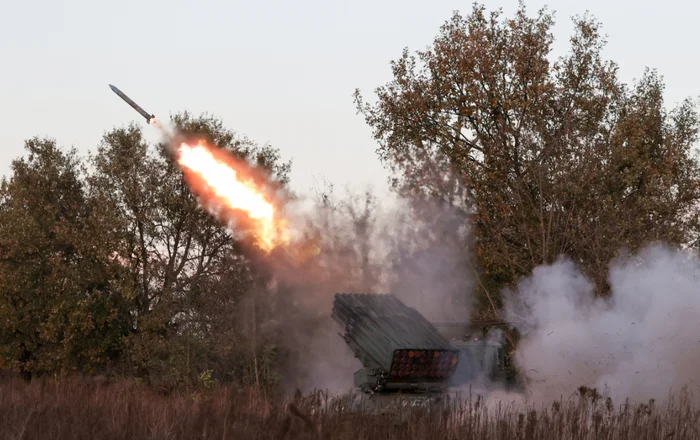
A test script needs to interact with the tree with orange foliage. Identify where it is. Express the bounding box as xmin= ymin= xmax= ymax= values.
xmin=354 ymin=3 xmax=700 ymax=318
